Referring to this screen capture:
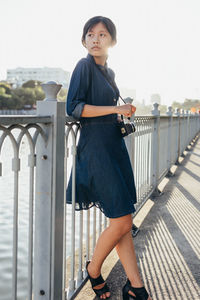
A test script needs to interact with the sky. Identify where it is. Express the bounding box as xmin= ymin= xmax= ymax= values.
xmin=1 ymin=0 xmax=200 ymax=105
